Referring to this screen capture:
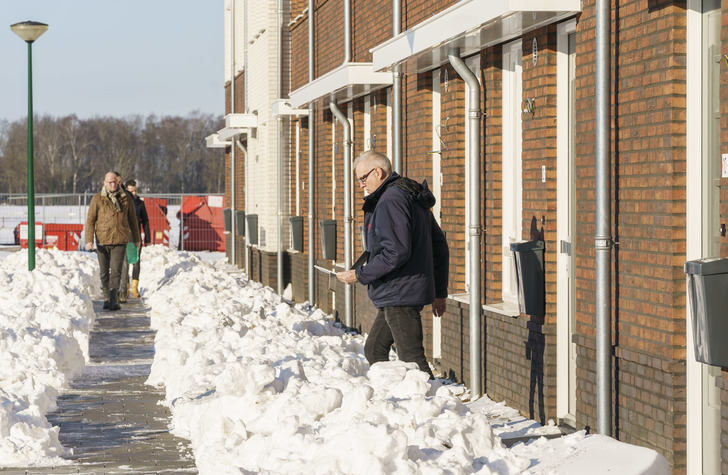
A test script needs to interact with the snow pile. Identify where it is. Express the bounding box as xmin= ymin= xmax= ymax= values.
xmin=141 ymin=246 xmax=530 ymax=474
xmin=0 ymin=249 xmax=97 ymax=467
